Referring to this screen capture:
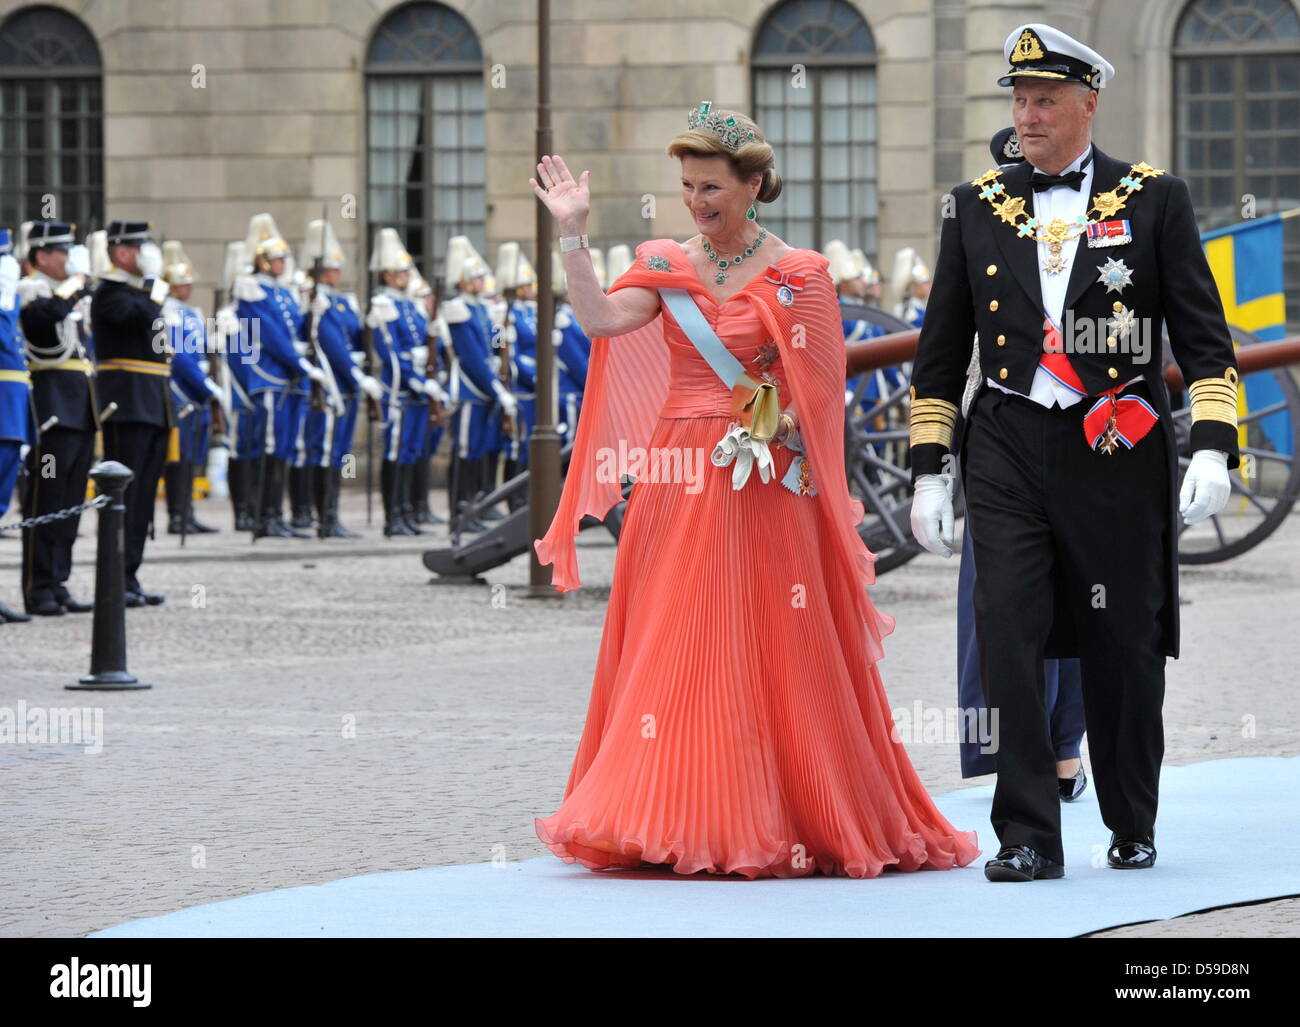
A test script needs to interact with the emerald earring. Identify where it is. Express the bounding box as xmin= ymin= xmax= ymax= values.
xmin=747 ymin=204 xmax=757 ymax=220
